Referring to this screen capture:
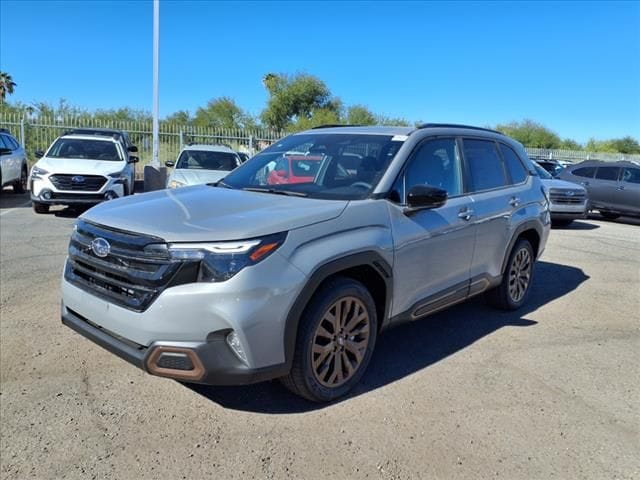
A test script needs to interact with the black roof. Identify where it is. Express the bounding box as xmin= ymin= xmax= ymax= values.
xmin=416 ymin=123 xmax=503 ymax=135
